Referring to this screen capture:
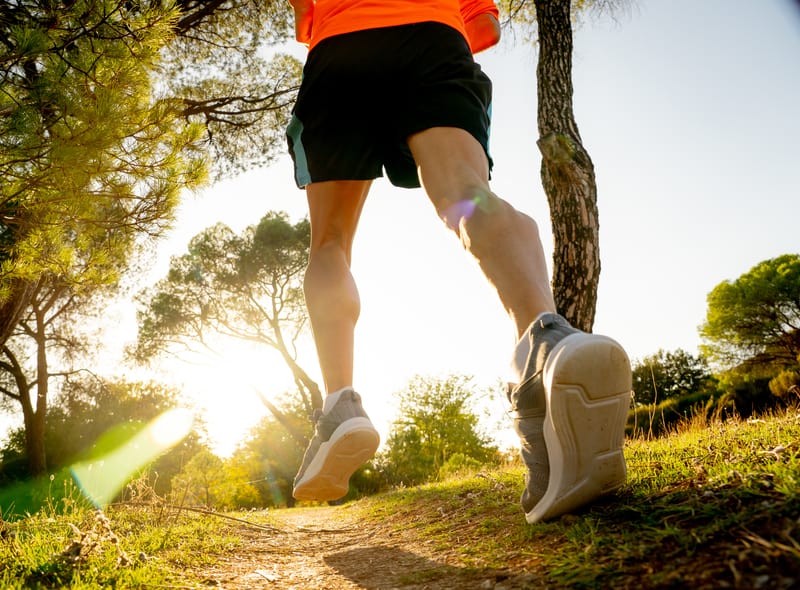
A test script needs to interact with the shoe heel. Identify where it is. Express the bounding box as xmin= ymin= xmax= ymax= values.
xmin=528 ymin=334 xmax=632 ymax=523
xmin=293 ymin=419 xmax=379 ymax=502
